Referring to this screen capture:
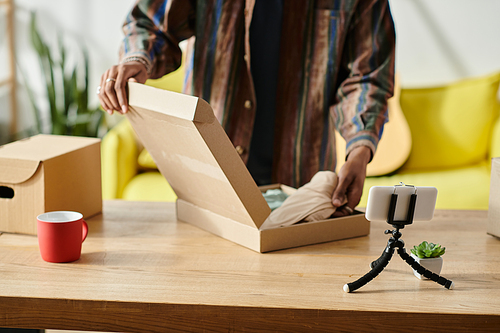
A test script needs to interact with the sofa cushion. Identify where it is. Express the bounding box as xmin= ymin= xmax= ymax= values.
xmin=122 ymin=172 xmax=177 ymax=202
xmin=400 ymin=72 xmax=500 ymax=171
xmin=138 ymin=148 xmax=158 ymax=170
